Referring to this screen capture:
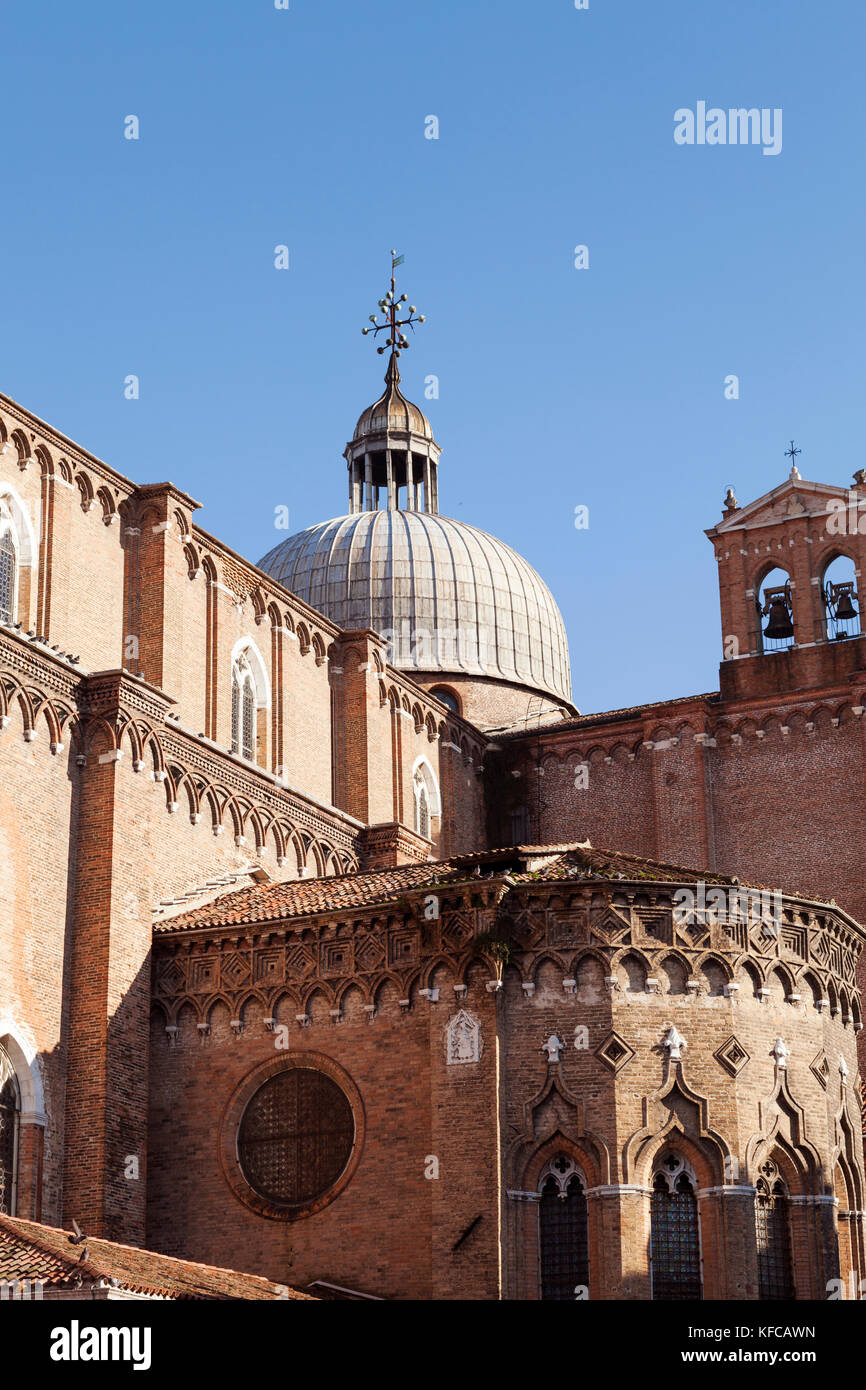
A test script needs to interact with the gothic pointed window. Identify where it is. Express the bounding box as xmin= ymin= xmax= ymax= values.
xmin=412 ymin=760 xmax=438 ymax=840
xmin=510 ymin=804 xmax=530 ymax=843
xmin=538 ymin=1154 xmax=590 ymax=1300
xmin=650 ymin=1152 xmax=702 ymax=1300
xmin=0 ymin=1047 xmax=19 ymax=1217
xmin=417 ymin=782 xmax=430 ymax=838
xmin=242 ymin=678 xmax=254 ymax=761
xmin=0 ymin=526 xmax=17 ymax=625
xmin=755 ymin=1159 xmax=795 ymax=1300
xmin=231 ymin=652 xmax=257 ymax=763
